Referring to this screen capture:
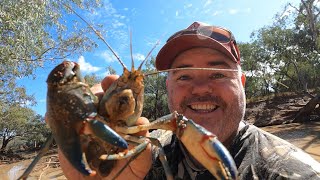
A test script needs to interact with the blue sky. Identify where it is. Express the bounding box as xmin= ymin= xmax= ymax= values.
xmin=18 ymin=0 xmax=300 ymax=116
